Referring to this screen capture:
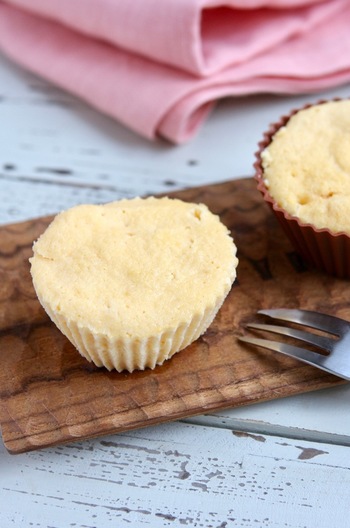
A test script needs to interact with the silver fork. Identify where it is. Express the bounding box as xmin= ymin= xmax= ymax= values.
xmin=239 ymin=309 xmax=350 ymax=380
